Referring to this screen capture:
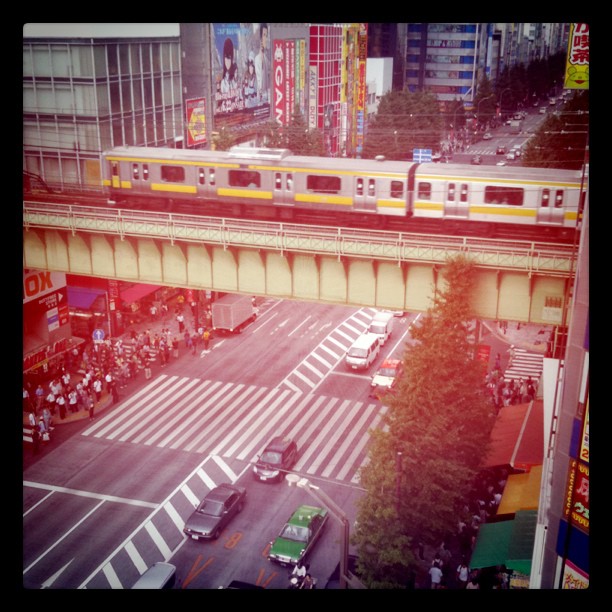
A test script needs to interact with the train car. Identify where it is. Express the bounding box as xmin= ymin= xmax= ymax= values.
xmin=101 ymin=146 xmax=583 ymax=241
